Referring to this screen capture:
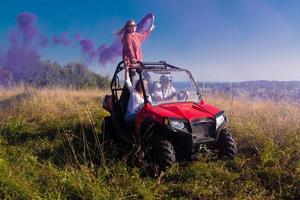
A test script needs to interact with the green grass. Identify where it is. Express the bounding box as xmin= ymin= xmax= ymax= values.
xmin=0 ymin=87 xmax=299 ymax=199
